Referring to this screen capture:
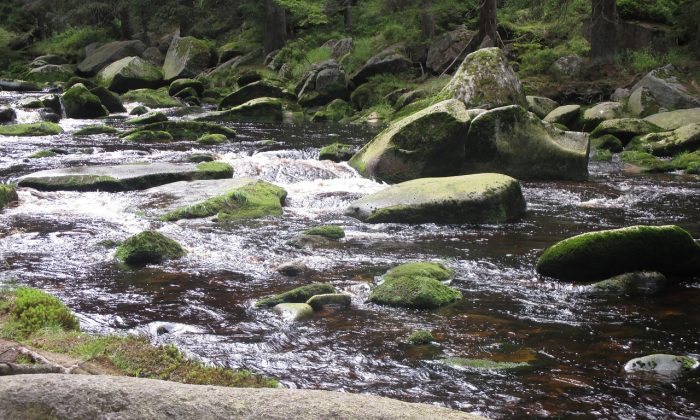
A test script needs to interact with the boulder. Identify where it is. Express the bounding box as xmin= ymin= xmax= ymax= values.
xmin=526 ymin=96 xmax=559 ymax=119
xmin=197 ymin=133 xmax=228 ymax=145
xmin=74 ymin=125 xmax=118 ymax=136
xmin=303 ymin=225 xmax=345 ymax=240
xmin=162 ymin=36 xmax=212 ymax=81
xmin=319 ymin=143 xmax=354 ymax=162
xmin=465 ymin=105 xmax=589 ymax=180
xmin=237 ymin=71 xmax=263 ymax=87
xmin=543 ymin=104 xmax=582 ymax=128
xmin=142 ymin=46 xmax=165 ymax=66
xmin=624 ymin=354 xmax=699 ymax=375
xmin=77 ymin=40 xmax=147 ymax=76
xmin=348 ymin=99 xmax=470 ymax=183
xmin=394 ymin=89 xmax=426 ymax=110
xmin=123 ymin=130 xmax=174 ymax=143
xmin=536 ymin=225 xmax=700 ymax=281
xmin=276 ymin=260 xmax=307 ymax=276
xmin=628 ymin=87 xmax=660 ymax=117
xmin=26 ymin=64 xmax=75 ymax=83
xmin=28 ymin=55 xmax=67 ymax=68
xmin=145 ymin=178 xmax=286 ymax=222
xmin=121 ymin=121 xmax=235 ymax=141
xmin=407 ymin=330 xmax=433 ymax=345
xmin=581 ymin=102 xmax=625 ymax=131
xmin=126 ymin=111 xmax=168 ymax=125
xmin=440 ymin=47 xmax=526 ymax=110
xmin=90 ymin=87 xmax=127 ymax=113
xmin=0 ymin=122 xmax=63 ymax=136
xmin=38 ymin=94 xmax=62 ymax=115
xmin=426 ymin=26 xmax=476 ymax=74
xmin=296 ymin=60 xmax=348 ymax=107
xmin=591 ymin=271 xmax=668 ymax=296
xmin=644 ymin=108 xmax=700 ymax=130
xmin=62 ymin=83 xmax=108 ymax=119
xmin=590 ymin=118 xmax=663 ymax=144
xmin=115 ymin=230 xmax=185 ymax=266
xmin=610 ymin=88 xmax=631 ymax=102
xmin=168 ymin=79 xmax=204 ymax=97
xmin=0 ymin=80 xmax=40 ymax=92
xmin=256 ymin=283 xmax=336 ymax=308
xmin=368 ymin=262 xmax=461 ymax=309
xmin=0 ymin=106 xmax=17 ymax=124
xmin=350 ymin=46 xmax=413 ymax=86
xmin=96 ymin=56 xmax=164 ymax=93
xmin=219 ymin=81 xmax=286 ymax=110
xmin=199 ymin=97 xmax=283 ymax=122
xmin=551 ymin=55 xmax=584 ymax=77
xmin=273 ymin=303 xmax=314 ymax=321
xmin=312 ymin=99 xmax=352 ymax=122
xmin=0 ymin=184 xmax=18 ymax=210
xmin=130 ymin=105 xmax=149 ymax=115
xmin=121 ymin=88 xmax=182 ymax=108
xmin=322 ymin=38 xmax=354 ymax=58
xmin=306 ymin=293 xmax=351 ymax=311
xmin=634 ymin=123 xmax=700 ymax=156
xmin=630 ymin=65 xmax=700 ymax=110
xmin=345 ymin=173 xmax=526 ymax=224
xmin=19 ymin=162 xmax=233 ymax=192
xmin=438 ymin=358 xmax=532 ymax=372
